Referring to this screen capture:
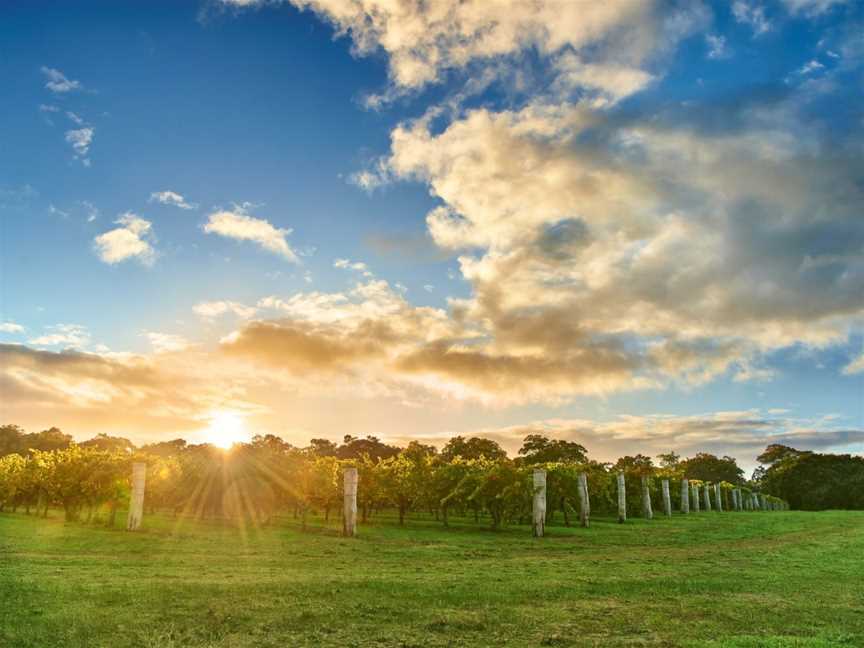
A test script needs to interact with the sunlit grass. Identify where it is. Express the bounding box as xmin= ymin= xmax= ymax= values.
xmin=1 ymin=510 xmax=862 ymax=647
